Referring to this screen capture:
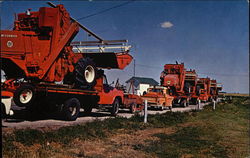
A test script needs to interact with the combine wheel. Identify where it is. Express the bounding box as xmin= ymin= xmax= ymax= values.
xmin=13 ymin=84 xmax=35 ymax=108
xmin=75 ymin=58 xmax=97 ymax=89
xmin=62 ymin=98 xmax=80 ymax=121
xmin=111 ymin=98 xmax=120 ymax=116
